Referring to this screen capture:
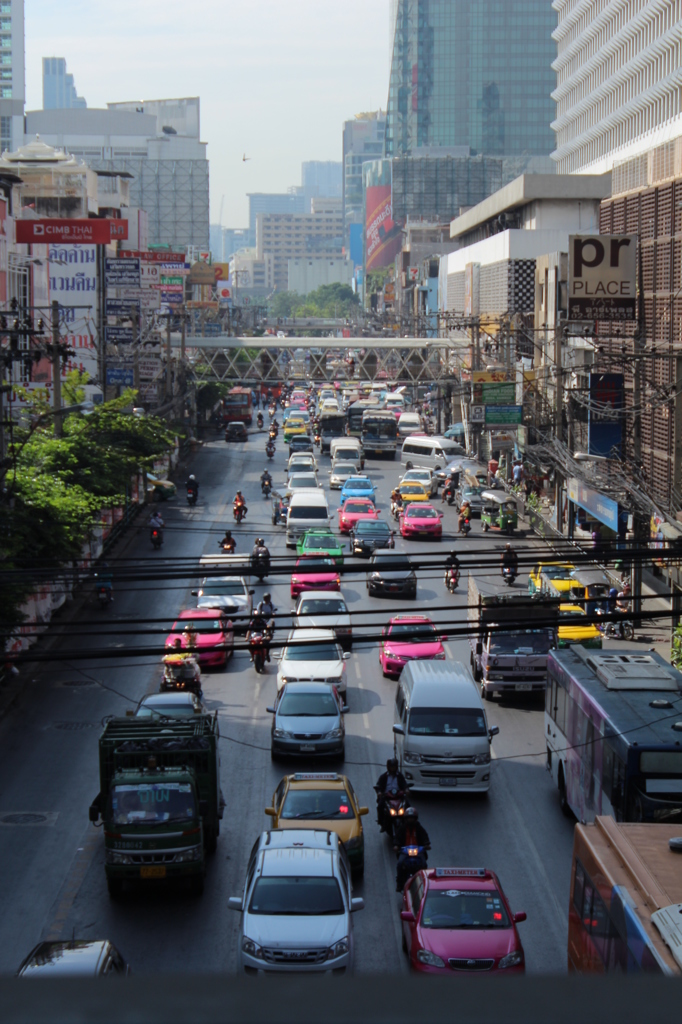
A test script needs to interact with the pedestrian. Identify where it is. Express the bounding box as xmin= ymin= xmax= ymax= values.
xmin=512 ymin=461 xmax=524 ymax=487
xmin=488 ymin=456 xmax=499 ymax=487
